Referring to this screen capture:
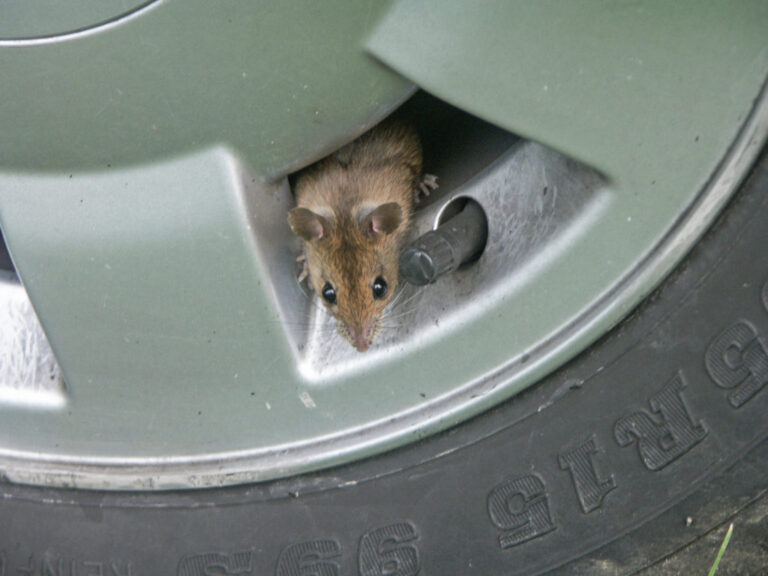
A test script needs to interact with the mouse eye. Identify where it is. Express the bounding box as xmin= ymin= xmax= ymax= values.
xmin=321 ymin=282 xmax=337 ymax=305
xmin=372 ymin=276 xmax=388 ymax=300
